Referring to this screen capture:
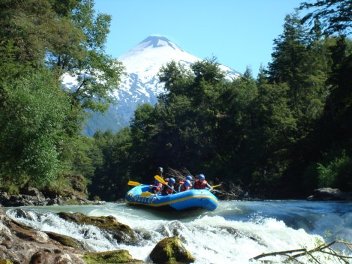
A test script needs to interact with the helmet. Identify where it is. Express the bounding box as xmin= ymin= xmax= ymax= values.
xmin=157 ymin=167 xmax=163 ymax=173
xmin=169 ymin=178 xmax=176 ymax=185
xmin=184 ymin=180 xmax=191 ymax=186
xmin=186 ymin=175 xmax=193 ymax=181
xmin=198 ymin=174 xmax=205 ymax=181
